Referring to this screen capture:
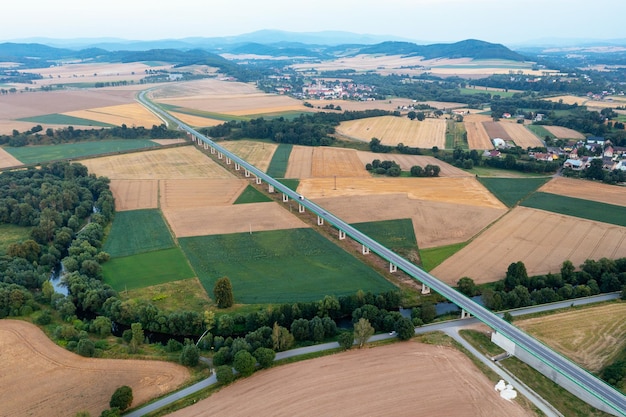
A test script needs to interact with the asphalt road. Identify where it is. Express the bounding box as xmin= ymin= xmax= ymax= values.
xmin=136 ymin=91 xmax=626 ymax=416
